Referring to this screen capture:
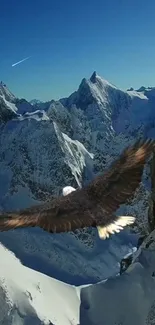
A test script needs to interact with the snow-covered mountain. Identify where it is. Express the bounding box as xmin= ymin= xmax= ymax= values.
xmin=1 ymin=72 xmax=155 ymax=233
xmin=0 ymin=242 xmax=80 ymax=324
xmin=1 ymin=72 xmax=155 ymax=324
